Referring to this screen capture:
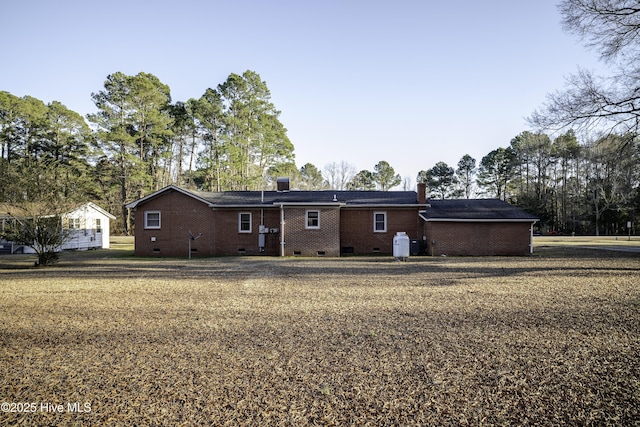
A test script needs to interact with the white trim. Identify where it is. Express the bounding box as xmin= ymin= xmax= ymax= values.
xmin=144 ymin=211 xmax=161 ymax=229
xmin=82 ymin=202 xmax=116 ymax=219
xmin=305 ymin=210 xmax=320 ymax=229
xmin=276 ymin=202 xmax=346 ymax=208
xmin=373 ymin=211 xmax=387 ymax=233
xmin=67 ymin=217 xmax=81 ymax=229
xmin=213 ymin=203 xmax=345 ymax=209
xmin=340 ymin=205 xmax=423 ymax=209
xmin=238 ymin=212 xmax=252 ymax=233
xmin=423 ymin=218 xmax=538 ymax=223
xmin=419 ymin=212 xmax=538 ymax=223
